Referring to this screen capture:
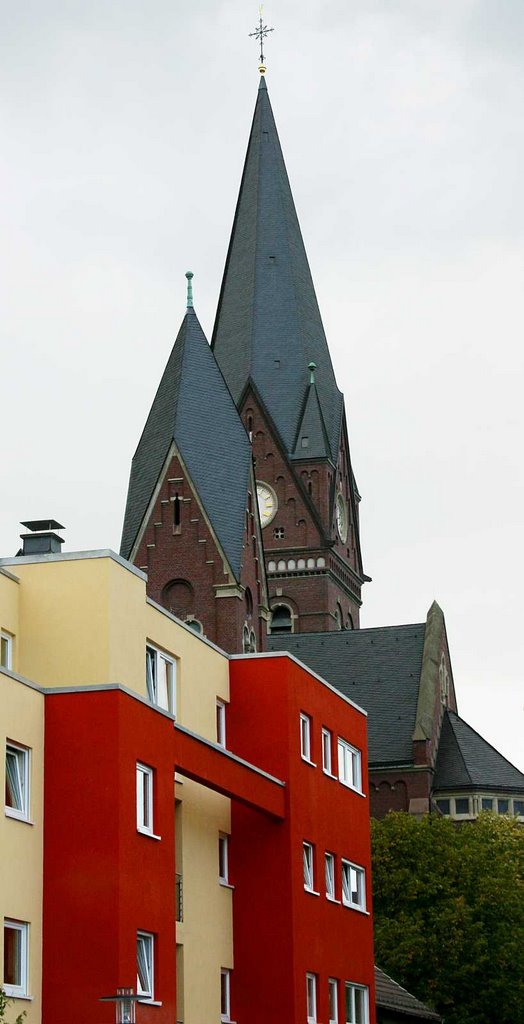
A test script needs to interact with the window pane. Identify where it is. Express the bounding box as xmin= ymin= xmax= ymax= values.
xmin=137 ymin=934 xmax=152 ymax=996
xmin=220 ymin=969 xmax=230 ymax=1018
xmin=481 ymin=797 xmax=493 ymax=811
xmin=329 ymin=979 xmax=338 ymax=1023
xmin=5 ymin=745 xmax=27 ymax=815
xmin=345 ymin=984 xmax=354 ymax=1022
xmin=514 ymin=800 xmax=524 ymax=816
xmin=342 ymin=862 xmax=350 ymax=904
xmin=498 ymin=798 xmax=509 ymax=814
xmin=3 ymin=925 xmax=22 ymax=987
xmin=303 ymin=844 xmax=313 ymax=889
xmin=1 ymin=635 xmax=11 ymax=669
xmin=300 ymin=714 xmax=311 ymax=759
xmin=355 ymin=987 xmax=366 ymax=1024
xmin=322 ymin=729 xmax=332 ymax=773
xmin=436 ymin=798 xmax=450 ymax=815
xmin=219 ymin=835 xmax=228 ymax=882
xmin=325 ymin=854 xmax=334 ymax=897
xmin=145 ymin=648 xmax=156 ymax=702
xmin=455 ymin=798 xmax=469 ymax=815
